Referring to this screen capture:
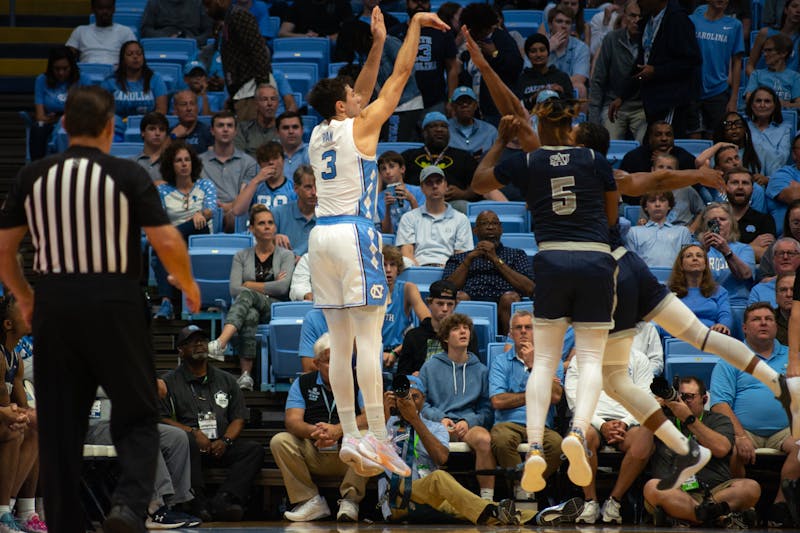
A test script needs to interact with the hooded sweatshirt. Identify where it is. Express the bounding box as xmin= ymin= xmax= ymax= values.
xmin=419 ymin=351 xmax=492 ymax=429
